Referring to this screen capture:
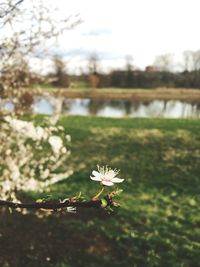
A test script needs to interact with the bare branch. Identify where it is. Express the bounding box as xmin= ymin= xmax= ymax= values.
xmin=0 ymin=0 xmax=82 ymax=99
xmin=0 ymin=0 xmax=24 ymax=27
xmin=0 ymin=0 xmax=24 ymax=18
xmin=0 ymin=195 xmax=114 ymax=210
